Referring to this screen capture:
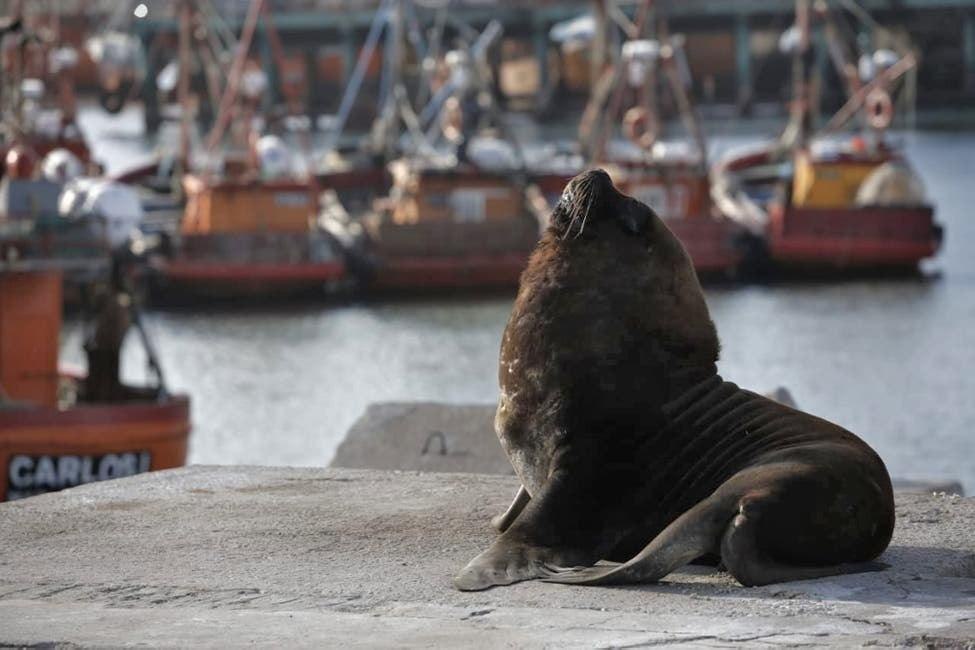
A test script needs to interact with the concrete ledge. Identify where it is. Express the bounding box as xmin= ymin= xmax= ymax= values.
xmin=332 ymin=402 xmax=513 ymax=474
xmin=1 ymin=466 xmax=974 ymax=647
